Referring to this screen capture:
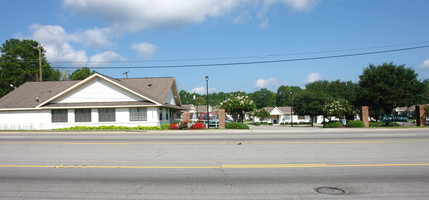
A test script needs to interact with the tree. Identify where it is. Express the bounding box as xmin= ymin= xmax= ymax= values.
xmin=323 ymin=99 xmax=356 ymax=121
xmin=292 ymin=90 xmax=326 ymax=126
xmin=219 ymin=94 xmax=255 ymax=122
xmin=276 ymin=86 xmax=302 ymax=106
xmin=69 ymin=67 xmax=95 ymax=80
xmin=0 ymin=39 xmax=60 ymax=97
xmin=356 ymin=62 xmax=427 ymax=116
xmin=253 ymin=108 xmax=271 ymax=124
xmin=249 ymin=88 xmax=276 ymax=109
